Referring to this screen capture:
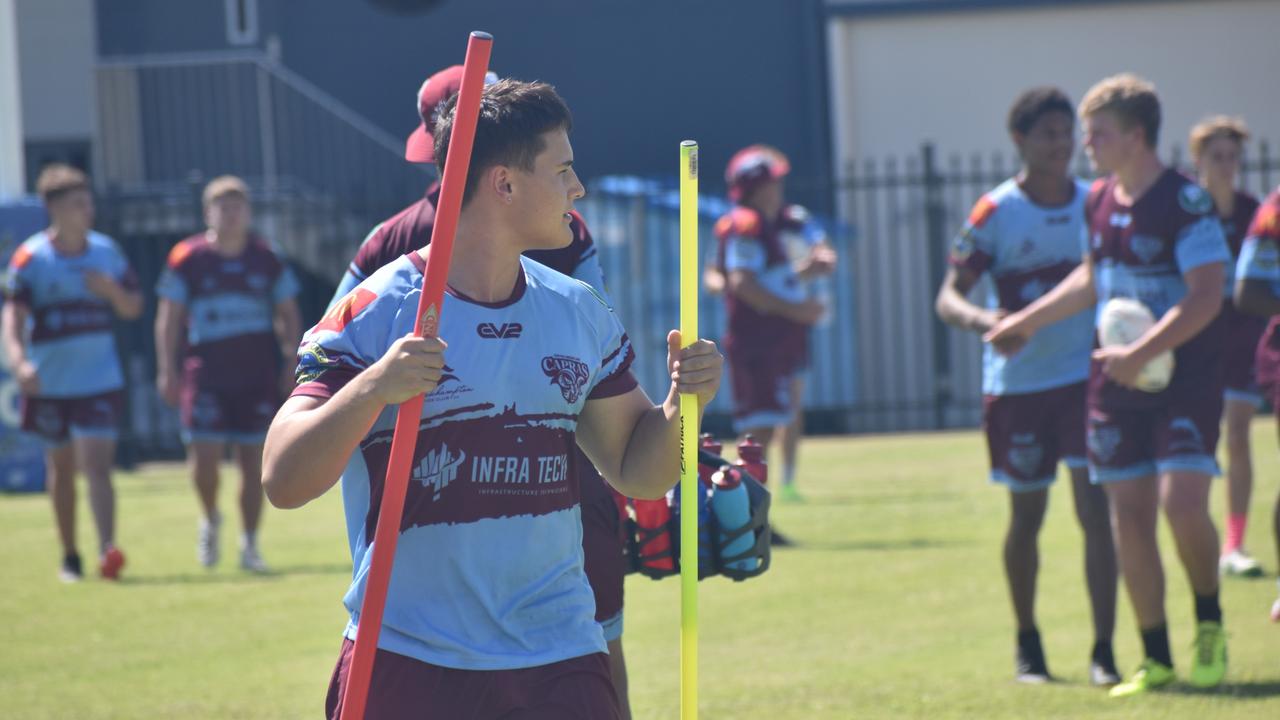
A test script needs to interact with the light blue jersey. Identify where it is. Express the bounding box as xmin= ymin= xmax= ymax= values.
xmin=949 ymin=178 xmax=1094 ymax=395
xmin=3 ymin=231 xmax=134 ymax=397
xmin=1237 ymin=220 xmax=1280 ymax=292
xmin=294 ymin=253 xmax=636 ymax=670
